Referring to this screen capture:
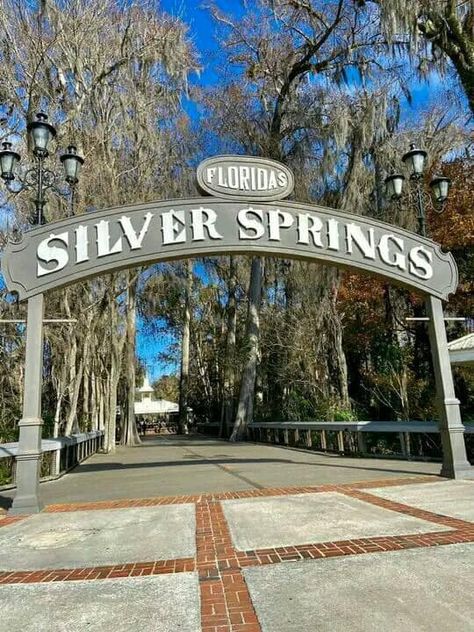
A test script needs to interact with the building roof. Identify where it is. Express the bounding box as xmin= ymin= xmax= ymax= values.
xmin=135 ymin=398 xmax=179 ymax=415
xmin=448 ymin=333 xmax=474 ymax=366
